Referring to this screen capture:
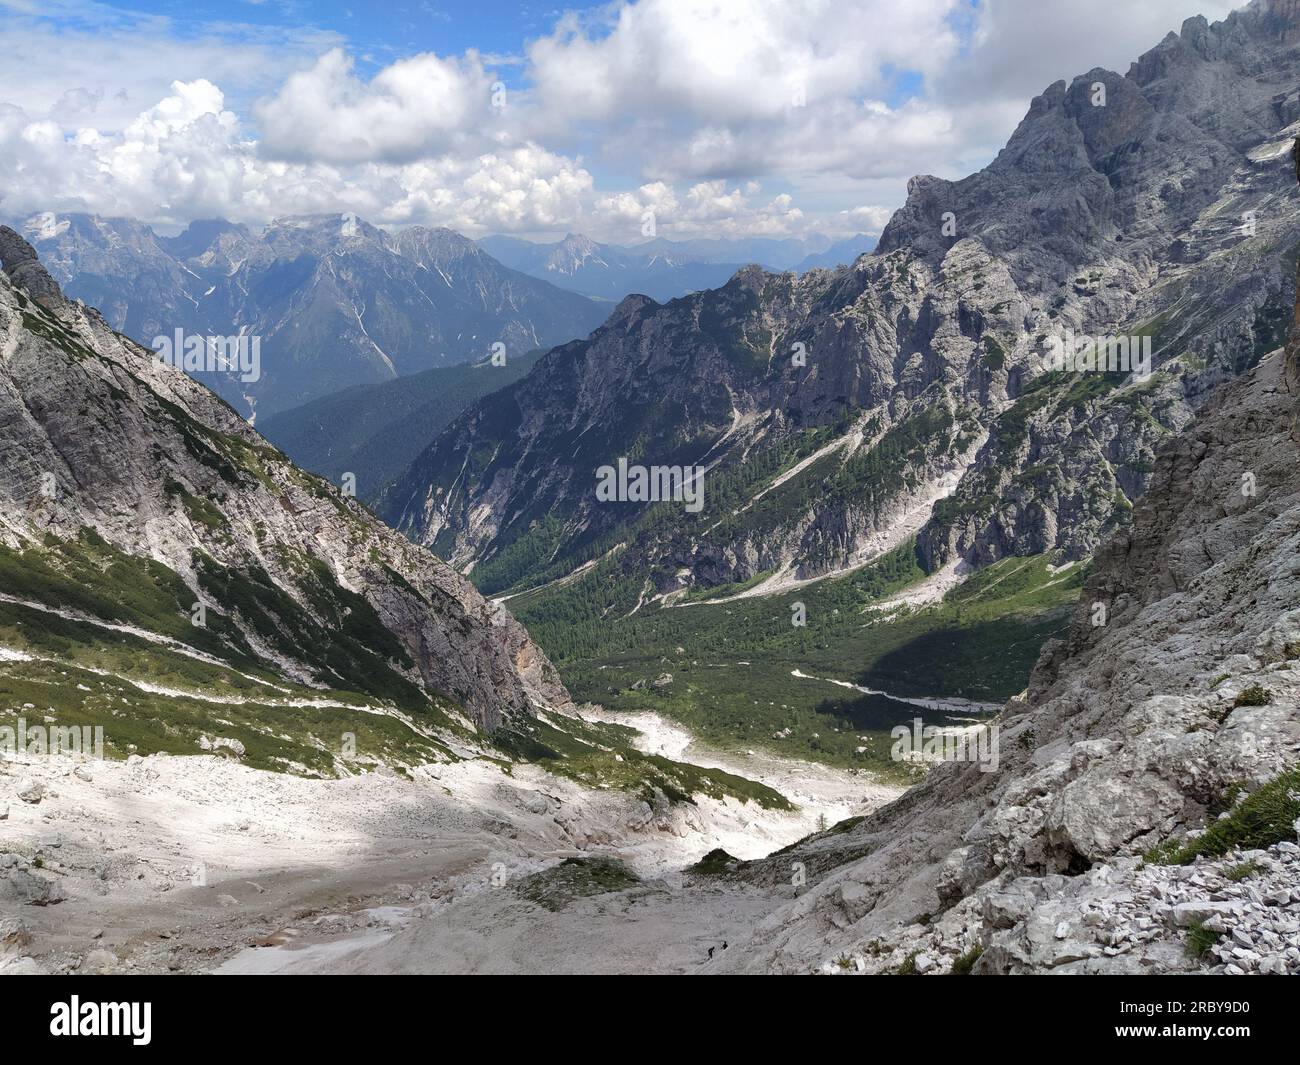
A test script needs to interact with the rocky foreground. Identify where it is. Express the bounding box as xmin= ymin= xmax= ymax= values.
xmin=708 ymin=246 xmax=1300 ymax=974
